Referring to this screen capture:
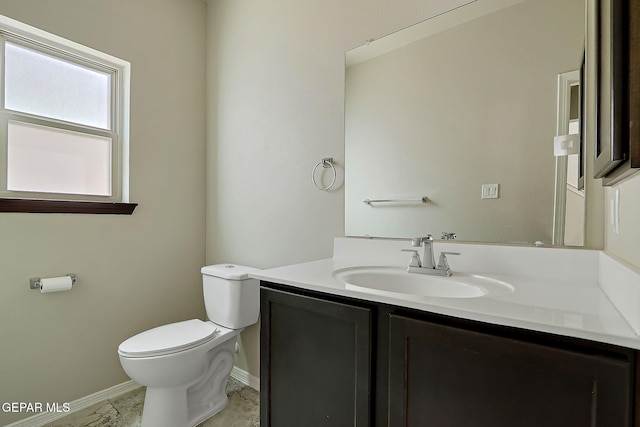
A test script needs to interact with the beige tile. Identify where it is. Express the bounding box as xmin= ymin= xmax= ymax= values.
xmin=108 ymin=387 xmax=145 ymax=426
xmin=47 ymin=379 xmax=258 ymax=427
xmin=47 ymin=401 xmax=120 ymax=427
xmin=198 ymin=387 xmax=260 ymax=427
